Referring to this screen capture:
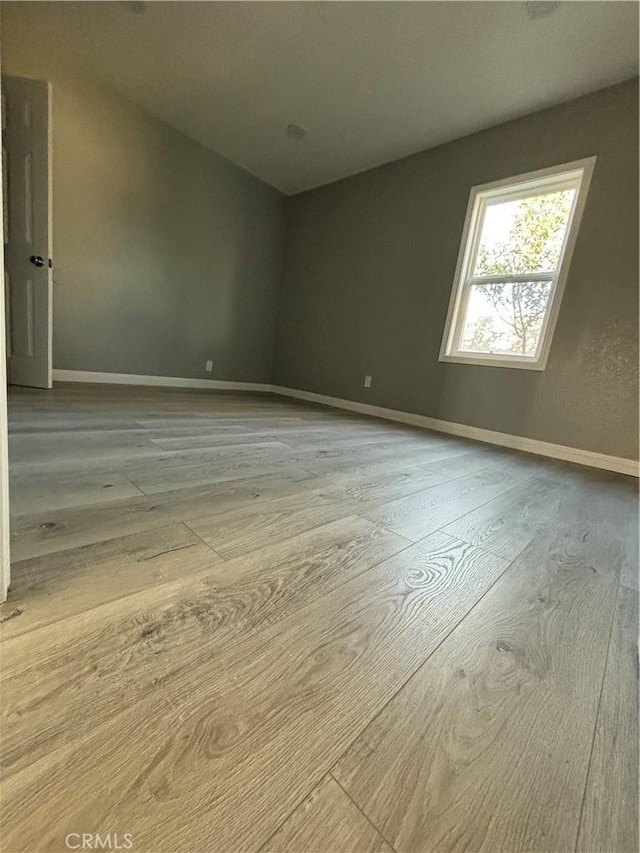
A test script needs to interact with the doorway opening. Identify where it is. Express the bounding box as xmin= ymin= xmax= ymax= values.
xmin=0 ymin=73 xmax=53 ymax=600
